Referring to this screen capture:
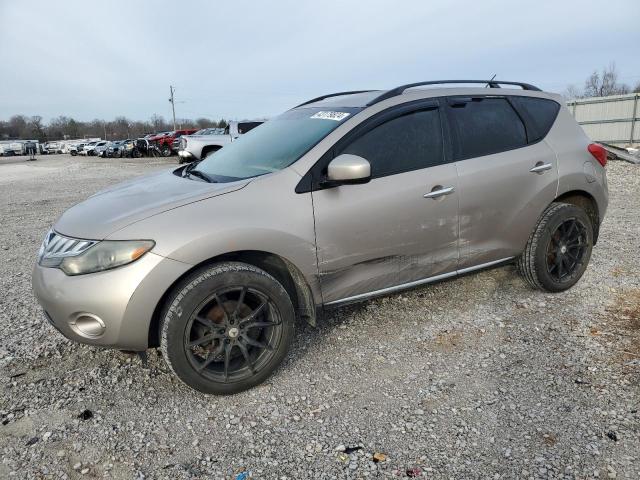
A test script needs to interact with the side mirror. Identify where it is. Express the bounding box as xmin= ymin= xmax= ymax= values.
xmin=325 ymin=154 xmax=371 ymax=186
